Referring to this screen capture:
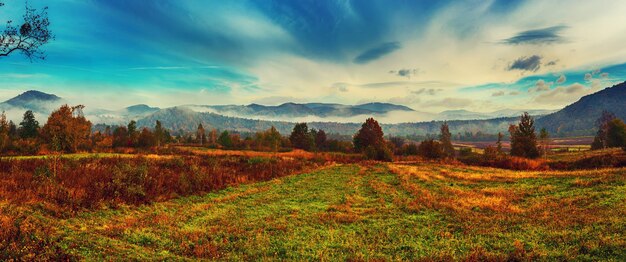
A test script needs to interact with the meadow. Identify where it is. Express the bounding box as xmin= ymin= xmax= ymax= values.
xmin=1 ymin=148 xmax=625 ymax=260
